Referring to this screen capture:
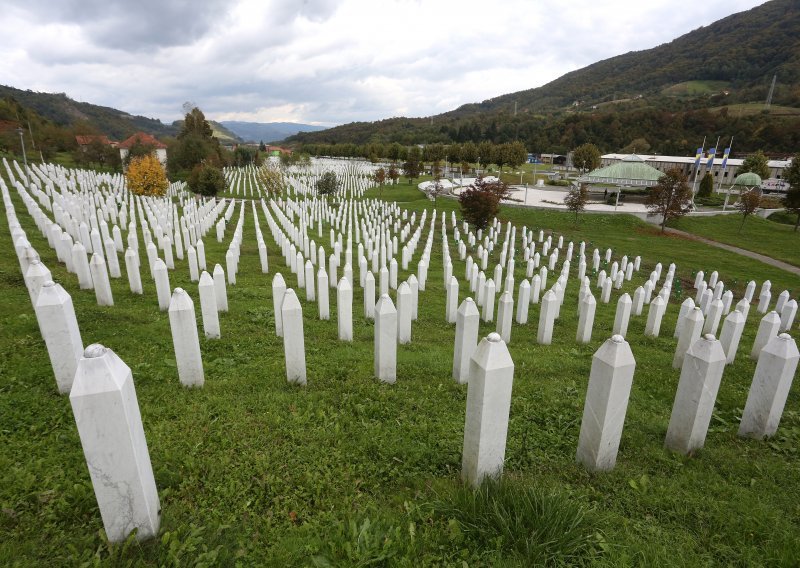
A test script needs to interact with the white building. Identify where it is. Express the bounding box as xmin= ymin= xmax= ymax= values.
xmin=119 ymin=132 xmax=168 ymax=167
xmin=600 ymin=153 xmax=792 ymax=190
